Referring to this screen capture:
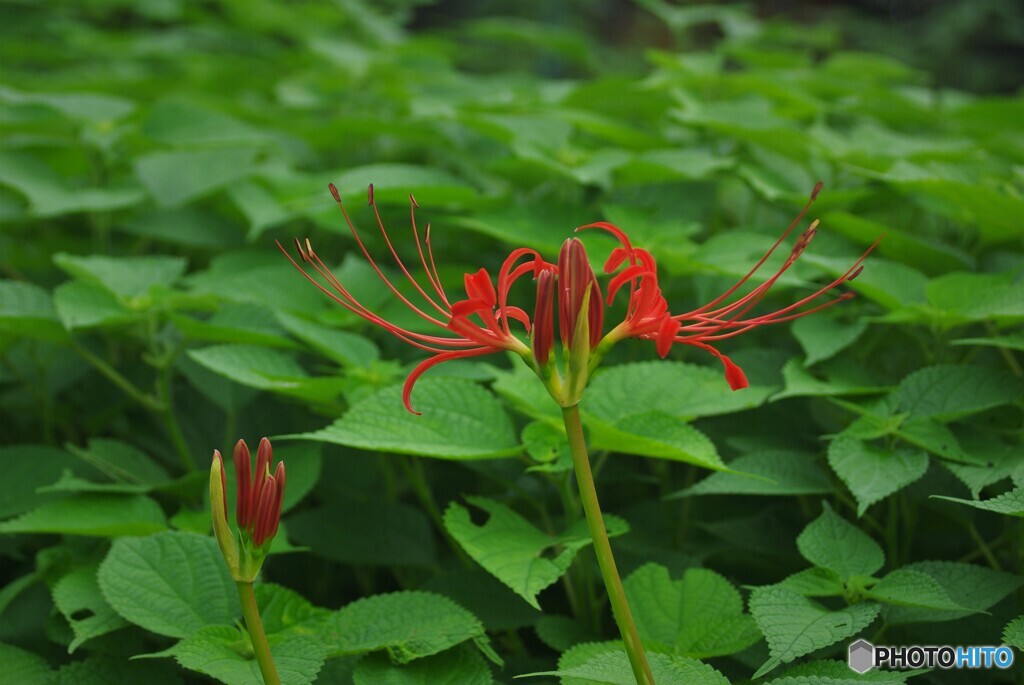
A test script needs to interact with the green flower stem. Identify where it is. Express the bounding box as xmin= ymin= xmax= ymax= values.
xmin=237 ymin=581 xmax=281 ymax=685
xmin=561 ymin=404 xmax=654 ymax=685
